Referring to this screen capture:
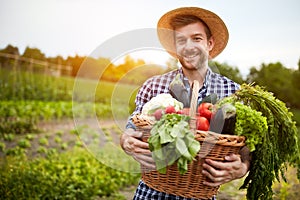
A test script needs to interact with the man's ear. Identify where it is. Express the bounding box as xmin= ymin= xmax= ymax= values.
xmin=207 ymin=37 xmax=215 ymax=51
